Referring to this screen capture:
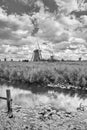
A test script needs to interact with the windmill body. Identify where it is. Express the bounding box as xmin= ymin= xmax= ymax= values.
xmin=31 ymin=41 xmax=42 ymax=62
xmin=33 ymin=49 xmax=42 ymax=61
xmin=50 ymin=55 xmax=54 ymax=61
